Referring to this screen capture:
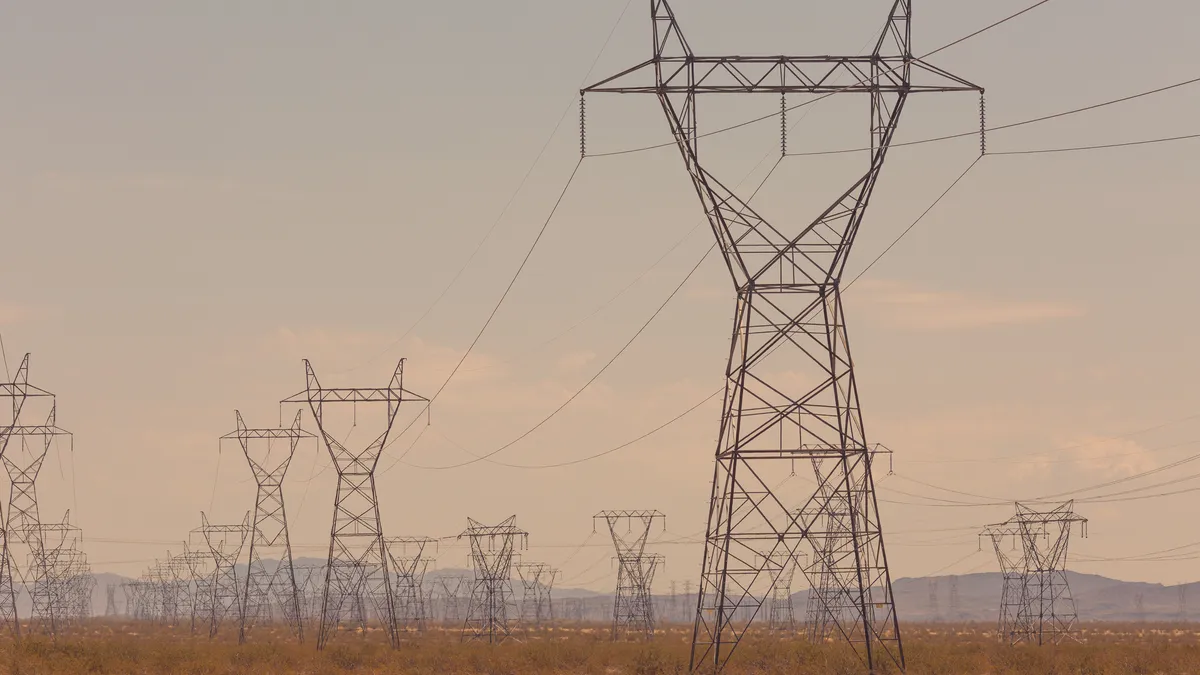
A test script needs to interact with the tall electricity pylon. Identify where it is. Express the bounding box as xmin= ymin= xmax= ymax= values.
xmin=384 ymin=537 xmax=436 ymax=634
xmin=582 ymin=2 xmax=980 ymax=671
xmin=766 ymin=551 xmax=802 ymax=632
xmin=0 ymin=354 xmax=71 ymax=637
xmin=105 ymin=583 xmax=119 ymax=617
xmin=515 ymin=562 xmax=559 ymax=627
xmin=283 ymin=359 xmax=427 ymax=650
xmin=197 ymin=512 xmax=250 ymax=639
xmin=224 ymin=410 xmax=312 ymax=643
xmin=982 ymin=501 xmax=1087 ymax=646
xmin=179 ymin=546 xmax=213 ymax=634
xmin=460 ymin=516 xmax=527 ymax=644
xmin=438 ymin=574 xmax=470 ymax=624
xmin=595 ymin=510 xmax=665 ymax=640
